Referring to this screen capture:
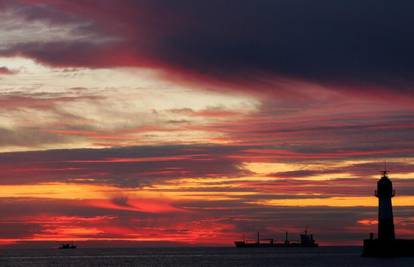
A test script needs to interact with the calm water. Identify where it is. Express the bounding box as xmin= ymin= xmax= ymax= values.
xmin=1 ymin=247 xmax=414 ymax=267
